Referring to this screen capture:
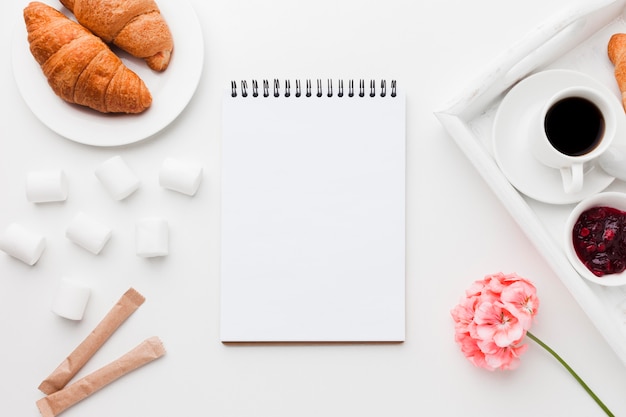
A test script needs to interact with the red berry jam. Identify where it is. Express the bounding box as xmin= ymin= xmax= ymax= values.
xmin=572 ymin=206 xmax=626 ymax=277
